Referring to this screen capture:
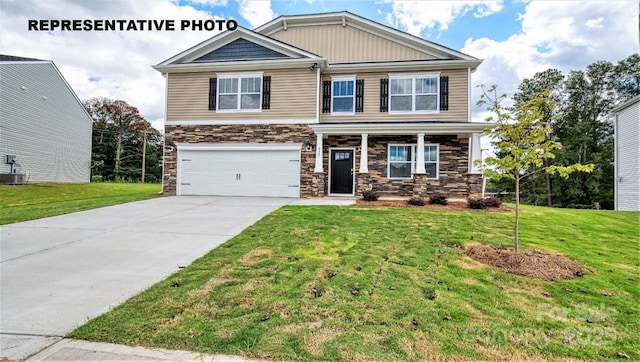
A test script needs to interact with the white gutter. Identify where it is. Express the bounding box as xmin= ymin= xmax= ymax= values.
xmin=324 ymin=59 xmax=482 ymax=73
xmin=310 ymin=122 xmax=493 ymax=136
